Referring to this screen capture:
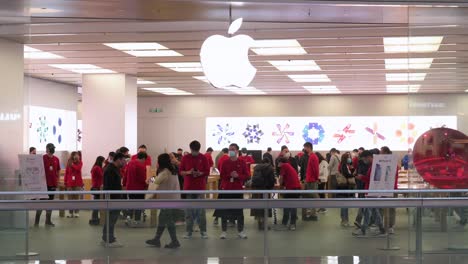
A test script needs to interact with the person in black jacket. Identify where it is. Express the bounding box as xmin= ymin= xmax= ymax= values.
xmin=262 ymin=147 xmax=274 ymax=167
xmin=250 ymin=158 xmax=276 ymax=230
xmin=101 ymin=152 xmax=126 ymax=247
xmin=338 ymin=152 xmax=355 ymax=227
